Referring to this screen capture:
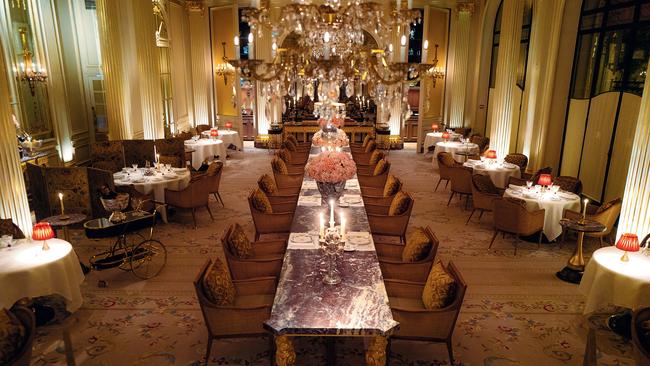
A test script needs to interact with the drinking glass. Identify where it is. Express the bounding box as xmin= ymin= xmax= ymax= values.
xmin=526 ymin=181 xmax=533 ymax=189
